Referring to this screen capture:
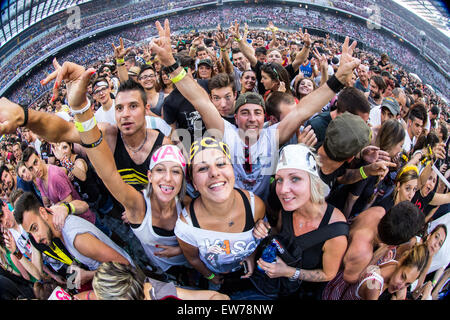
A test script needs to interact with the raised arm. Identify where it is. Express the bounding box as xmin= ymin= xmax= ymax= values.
xmin=42 ymin=61 xmax=147 ymax=225
xmin=150 ymin=19 xmax=225 ymax=136
xmin=112 ymin=37 xmax=131 ymax=83
xmin=229 ymin=21 xmax=257 ymax=67
xmin=276 ymin=37 xmax=361 ymax=145
xmin=291 ymin=29 xmax=312 ymax=72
